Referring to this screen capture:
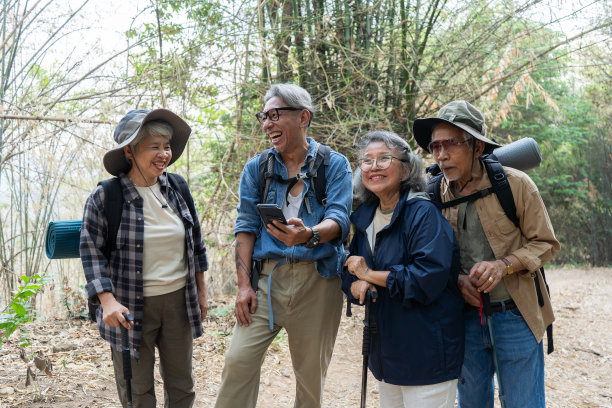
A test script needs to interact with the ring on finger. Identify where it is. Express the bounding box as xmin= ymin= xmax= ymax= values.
xmin=488 ymin=277 xmax=494 ymax=283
